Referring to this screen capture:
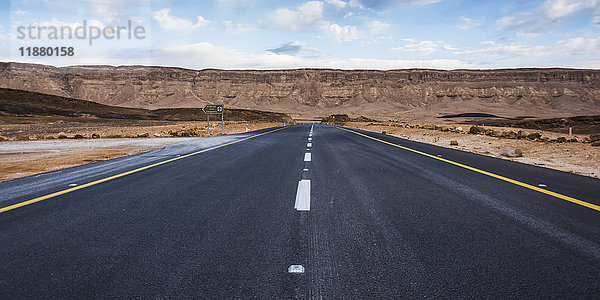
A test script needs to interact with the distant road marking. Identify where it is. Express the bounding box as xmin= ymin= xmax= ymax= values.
xmin=307 ymin=143 xmax=312 ymax=148
xmin=0 ymin=127 xmax=288 ymax=214
xmin=304 ymin=153 xmax=312 ymax=162
xmin=303 ymin=168 xmax=309 ymax=171
xmin=338 ymin=127 xmax=600 ymax=212
xmin=289 ymin=265 xmax=305 ymax=273
xmin=309 ymin=133 xmax=312 ymax=137
xmin=294 ymin=180 xmax=311 ymax=211
xmin=308 ymin=138 xmax=312 ymax=141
